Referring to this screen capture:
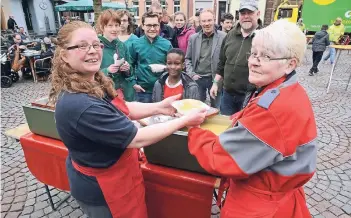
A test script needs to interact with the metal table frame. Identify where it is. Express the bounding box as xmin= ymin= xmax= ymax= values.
xmin=326 ymin=45 xmax=351 ymax=93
